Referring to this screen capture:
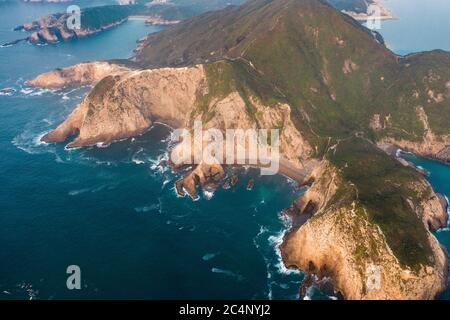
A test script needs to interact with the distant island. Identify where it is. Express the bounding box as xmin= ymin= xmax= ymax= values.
xmin=6 ymin=0 xmax=395 ymax=47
